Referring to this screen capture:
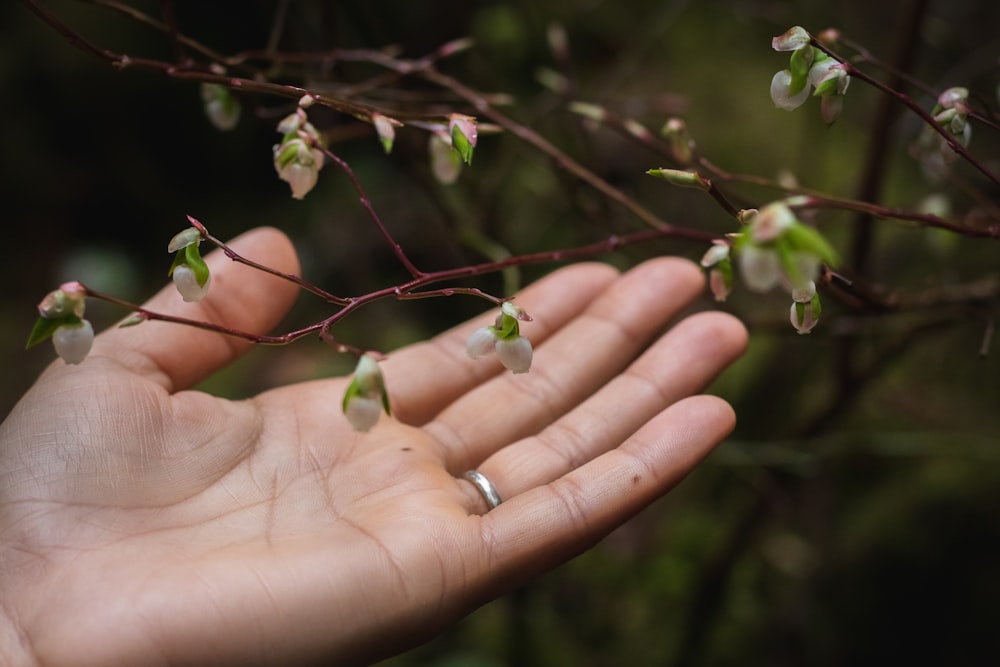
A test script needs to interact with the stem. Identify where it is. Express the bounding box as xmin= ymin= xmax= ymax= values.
xmin=319 ymin=148 xmax=424 ymax=278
